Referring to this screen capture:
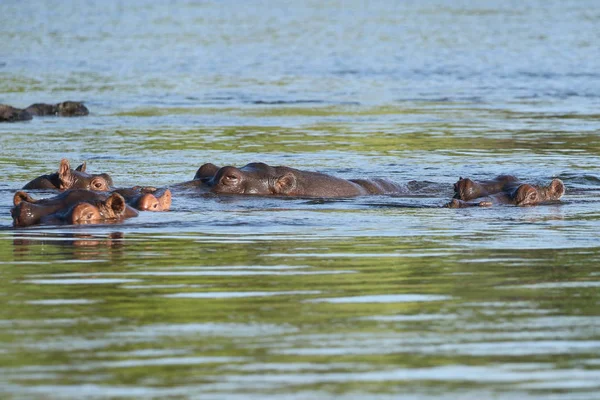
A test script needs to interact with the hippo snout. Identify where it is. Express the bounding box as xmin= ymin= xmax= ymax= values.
xmin=11 ymin=203 xmax=37 ymax=227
